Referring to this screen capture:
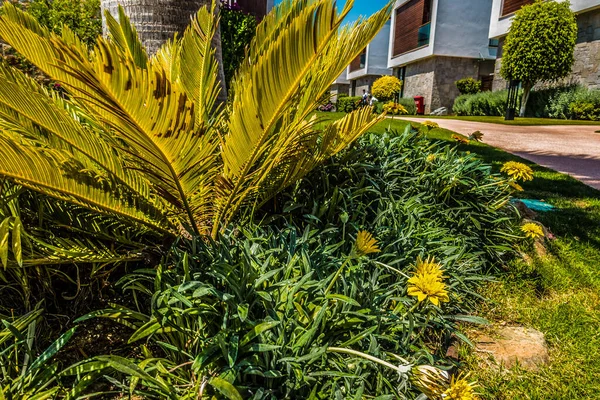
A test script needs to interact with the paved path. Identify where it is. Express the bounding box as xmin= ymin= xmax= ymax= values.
xmin=401 ymin=118 xmax=600 ymax=190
